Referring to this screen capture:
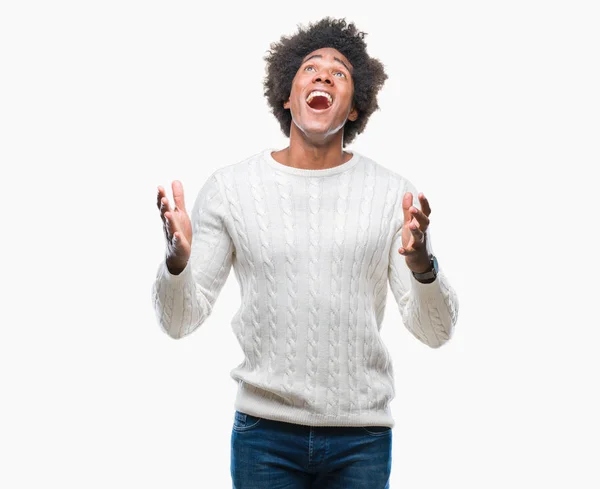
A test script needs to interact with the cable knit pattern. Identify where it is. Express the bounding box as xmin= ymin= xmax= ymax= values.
xmin=372 ymin=173 xmax=403 ymax=411
xmin=221 ymin=171 xmax=255 ymax=369
xmin=363 ymin=170 xmax=397 ymax=413
xmin=326 ymin=167 xmax=355 ymax=416
xmin=305 ymin=177 xmax=322 ymax=411
xmin=274 ymin=169 xmax=300 ymax=407
xmin=346 ymin=161 xmax=375 ymax=415
xmin=151 ymin=148 xmax=459 ymax=428
xmin=247 ymin=158 xmax=278 ymax=394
